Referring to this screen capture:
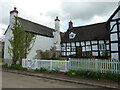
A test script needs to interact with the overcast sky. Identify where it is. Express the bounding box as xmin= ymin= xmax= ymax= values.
xmin=0 ymin=0 xmax=119 ymax=40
